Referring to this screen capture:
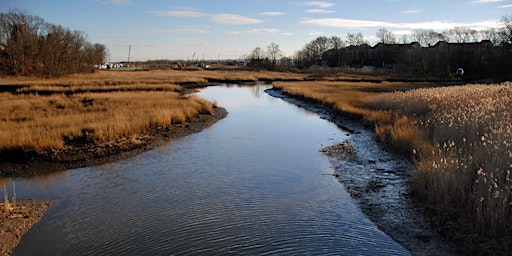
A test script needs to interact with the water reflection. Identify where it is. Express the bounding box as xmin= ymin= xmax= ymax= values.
xmin=12 ymin=85 xmax=410 ymax=255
